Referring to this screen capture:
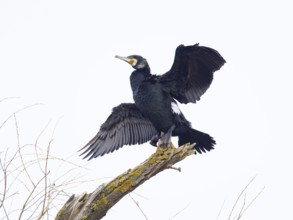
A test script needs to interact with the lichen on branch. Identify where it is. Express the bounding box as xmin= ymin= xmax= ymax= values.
xmin=55 ymin=143 xmax=196 ymax=220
